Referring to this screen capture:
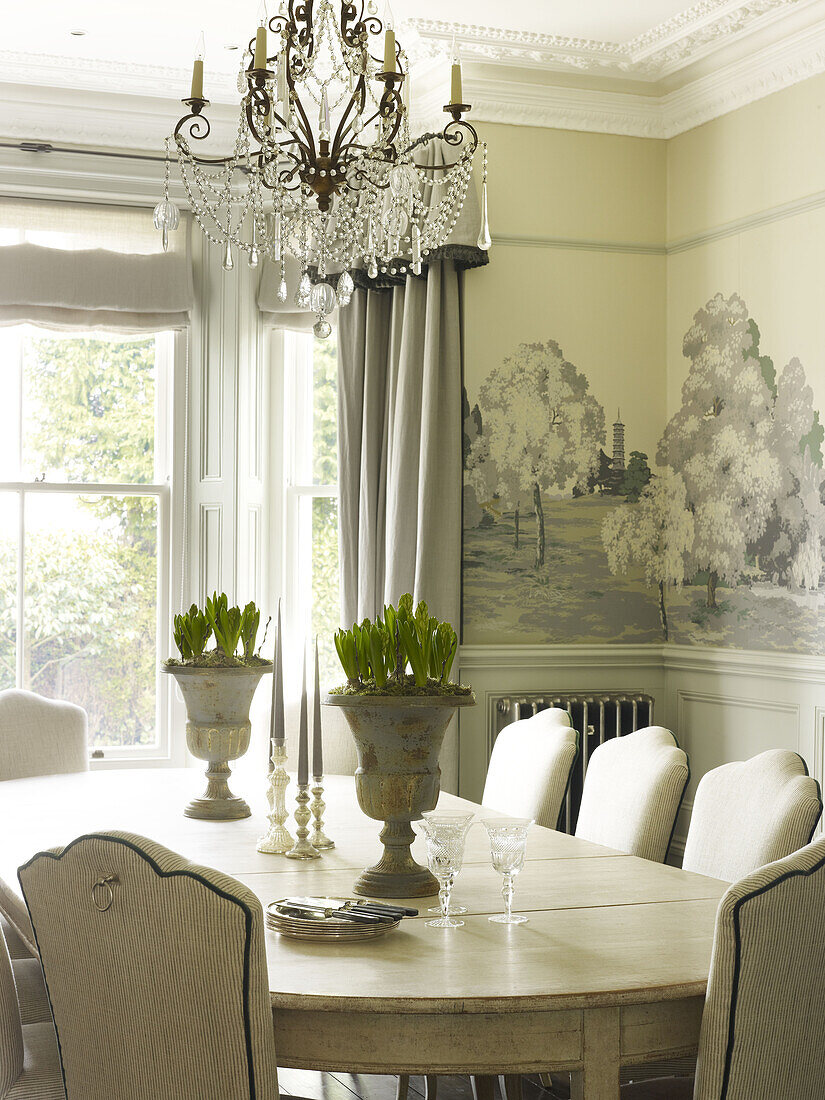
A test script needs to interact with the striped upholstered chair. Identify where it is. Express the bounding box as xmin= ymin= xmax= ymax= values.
xmin=575 ymin=727 xmax=689 ymax=862
xmin=482 ymin=707 xmax=578 ymax=829
xmin=623 ymin=835 xmax=825 ymax=1099
xmin=0 ymin=915 xmax=63 ymax=1098
xmin=682 ymin=750 xmax=822 ymax=882
xmin=18 ymin=831 xmax=278 ymax=1100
